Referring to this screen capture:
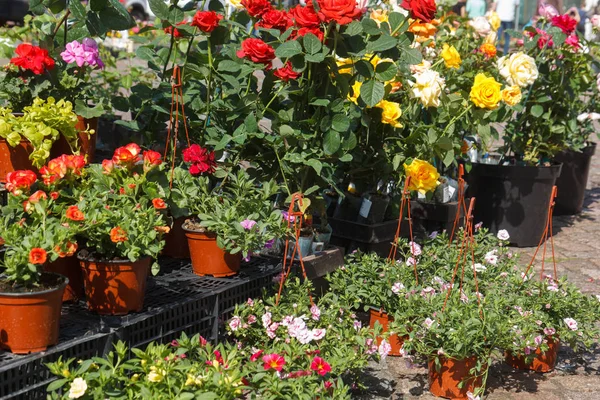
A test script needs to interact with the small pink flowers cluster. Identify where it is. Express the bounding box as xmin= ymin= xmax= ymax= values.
xmin=258 ymin=352 xmax=332 ymax=377
xmin=60 ymin=38 xmax=104 ymax=69
xmin=564 ymin=317 xmax=578 ymax=331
